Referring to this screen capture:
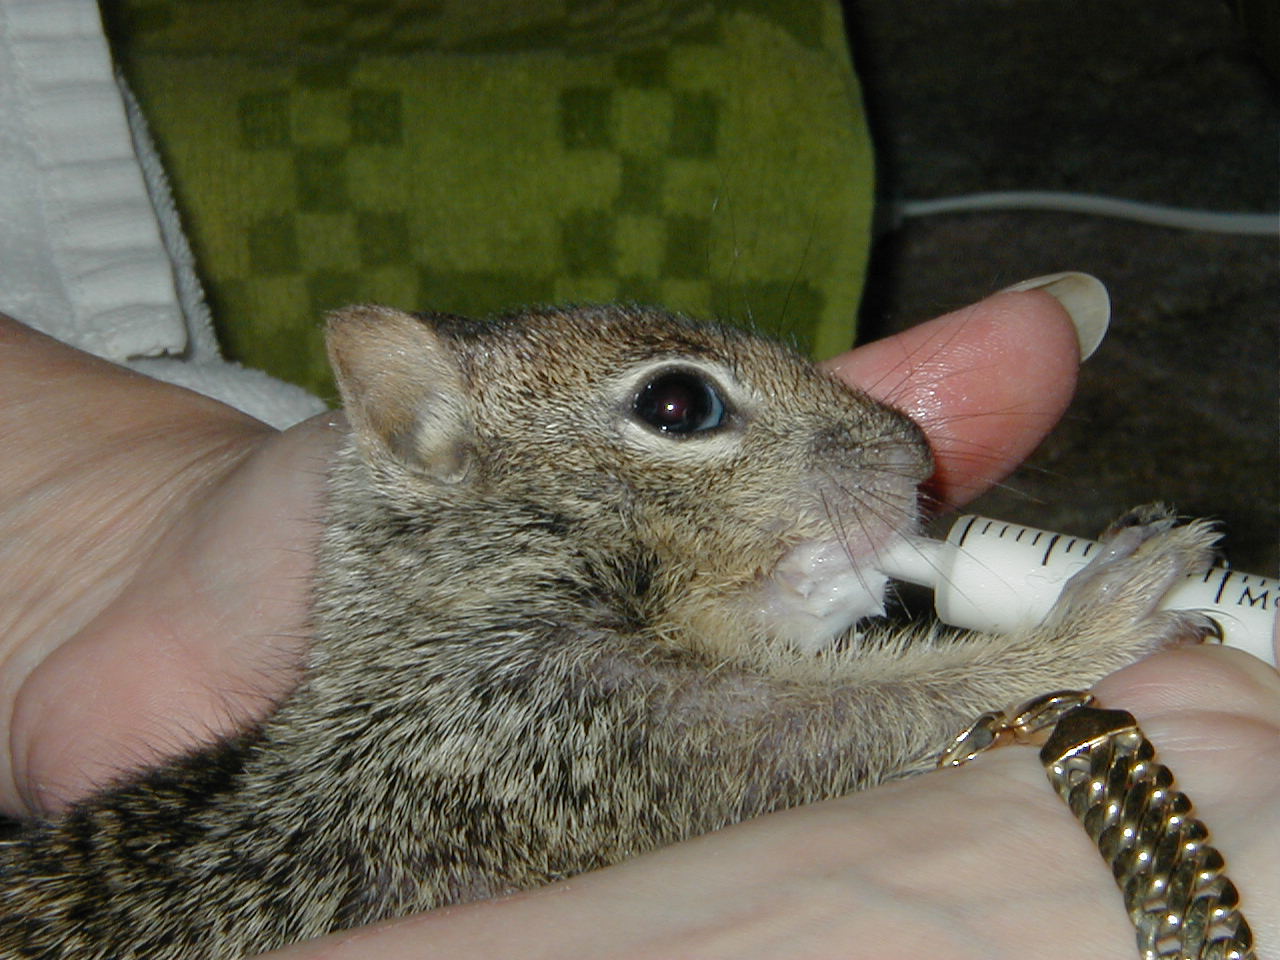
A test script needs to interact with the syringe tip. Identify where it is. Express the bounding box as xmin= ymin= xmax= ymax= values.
xmin=875 ymin=536 xmax=944 ymax=589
